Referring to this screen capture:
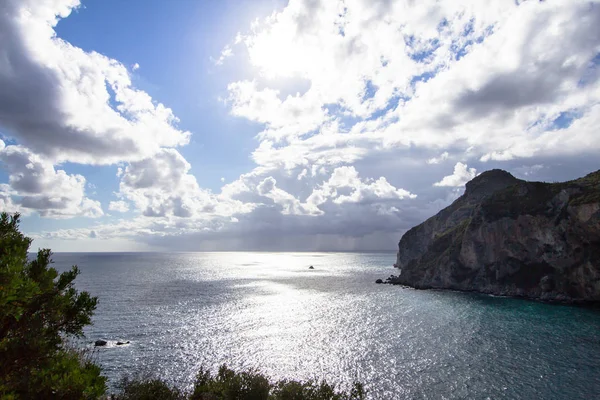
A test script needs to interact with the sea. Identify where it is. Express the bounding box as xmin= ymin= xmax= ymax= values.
xmin=51 ymin=252 xmax=600 ymax=399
